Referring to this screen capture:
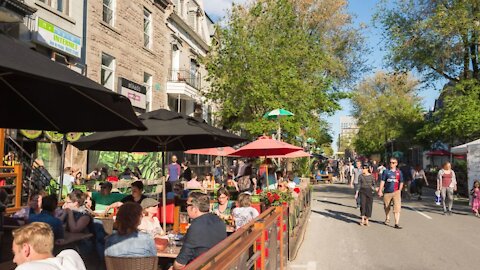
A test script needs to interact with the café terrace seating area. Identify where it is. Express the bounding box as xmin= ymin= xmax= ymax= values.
xmin=0 ymin=161 xmax=312 ymax=270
